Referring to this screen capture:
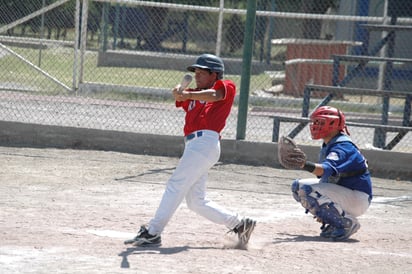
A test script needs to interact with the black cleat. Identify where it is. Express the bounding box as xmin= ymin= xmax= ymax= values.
xmin=124 ymin=226 xmax=161 ymax=247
